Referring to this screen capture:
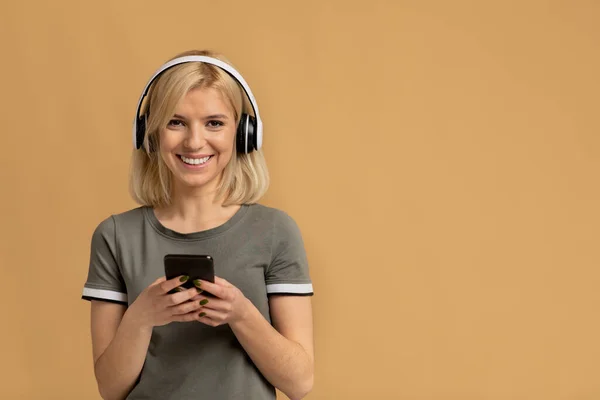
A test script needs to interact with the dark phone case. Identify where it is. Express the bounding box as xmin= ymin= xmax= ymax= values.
xmin=164 ymin=254 xmax=215 ymax=296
